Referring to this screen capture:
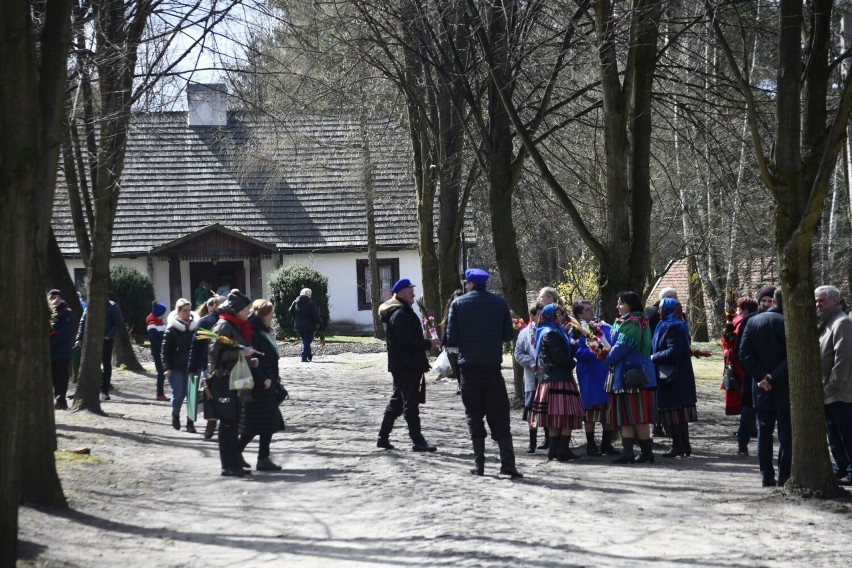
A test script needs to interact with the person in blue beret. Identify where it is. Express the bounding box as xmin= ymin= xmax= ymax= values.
xmin=446 ymin=268 xmax=522 ymax=478
xmin=376 ymin=277 xmax=441 ymax=452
